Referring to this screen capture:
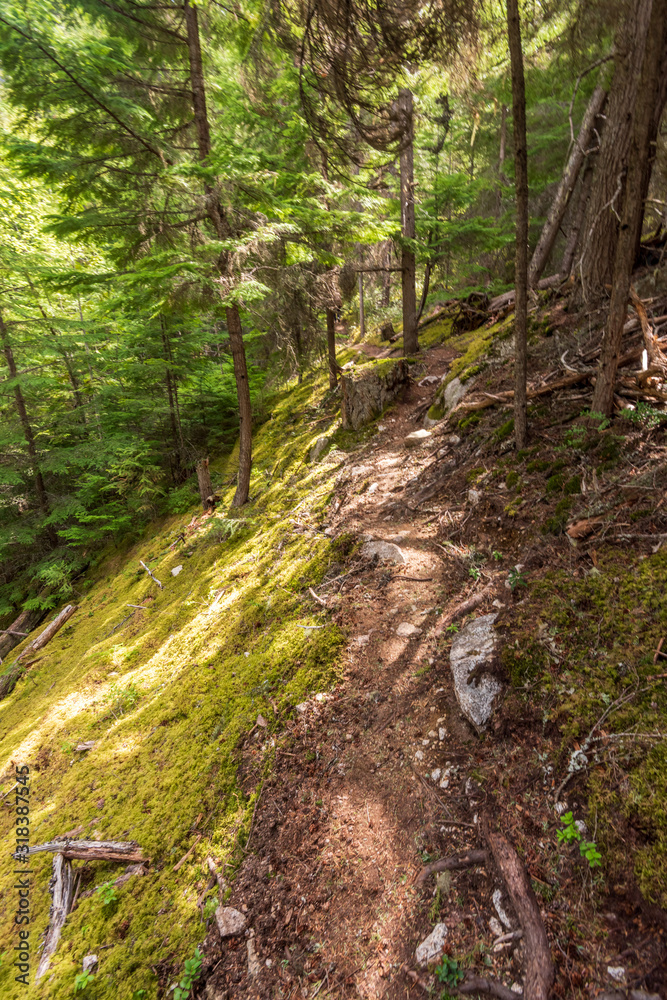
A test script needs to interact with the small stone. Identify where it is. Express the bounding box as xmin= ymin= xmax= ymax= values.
xmin=310 ymin=435 xmax=331 ymax=462
xmin=82 ymin=955 xmax=98 ymax=974
xmin=256 ymin=714 xmax=268 ymax=728
xmin=415 ymin=922 xmax=448 ymax=968
xmin=396 ymin=622 xmax=422 ymax=637
xmin=431 ymin=768 xmax=441 ymax=782
xmin=367 ymin=482 xmax=379 ymax=494
xmin=171 ymin=565 xmax=183 ymax=576
xmin=345 ymin=733 xmax=353 ymax=741
xmin=405 ymin=429 xmax=432 ymax=448
xmin=418 ymin=375 xmax=440 ymax=386
xmin=247 ymin=937 xmax=262 ymax=978
xmin=427 ymin=730 xmax=437 ymax=738
xmin=439 ymin=728 xmax=446 ymax=741
xmin=493 ymin=889 xmax=512 ymax=930
xmin=265 ymin=959 xmax=272 ymax=968
xmin=296 ymin=702 xmax=308 ymax=714
xmin=439 ymin=777 xmax=449 ymax=789
xmin=607 ymin=967 xmax=626 ymax=983
xmin=360 ymin=540 xmax=406 ymax=564
xmin=468 ymin=488 xmax=481 ymax=505
xmin=377 ymin=424 xmax=386 ymax=431
xmin=354 ymin=634 xmax=371 ymax=646
xmin=216 ymin=906 xmax=247 ymax=938
xmin=450 ymin=614 xmax=502 ymax=732
xmin=489 ymin=917 xmax=503 ymax=937
xmin=415 ymin=751 xmax=424 ymax=761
